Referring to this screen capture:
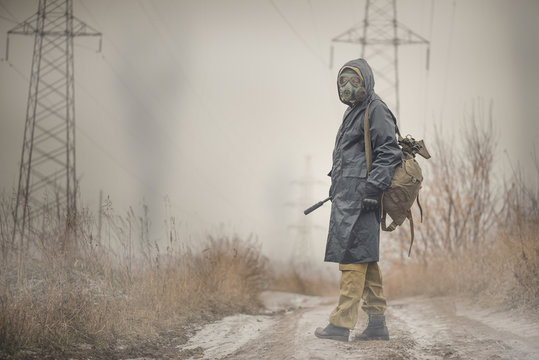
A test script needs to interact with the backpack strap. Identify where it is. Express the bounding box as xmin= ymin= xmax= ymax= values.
xmin=366 ymin=100 xmax=392 ymax=232
xmin=365 ymin=101 xmax=417 ymax=257
xmin=381 ymin=210 xmax=415 ymax=257
xmin=381 ymin=213 xmax=397 ymax=232
xmin=407 ymin=210 xmax=414 ymax=257
xmin=364 ymin=101 xmax=373 ymax=174
xmin=364 ymin=99 xmax=400 ymax=173
xmin=416 ymin=194 xmax=423 ymax=223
